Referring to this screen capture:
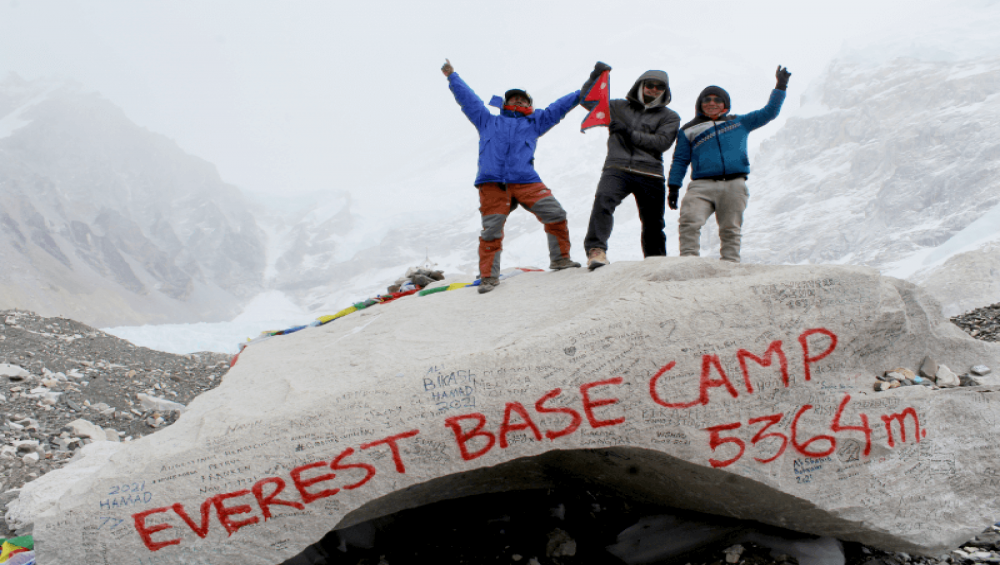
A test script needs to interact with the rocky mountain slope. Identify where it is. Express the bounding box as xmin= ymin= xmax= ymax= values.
xmin=0 ymin=74 xmax=267 ymax=327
